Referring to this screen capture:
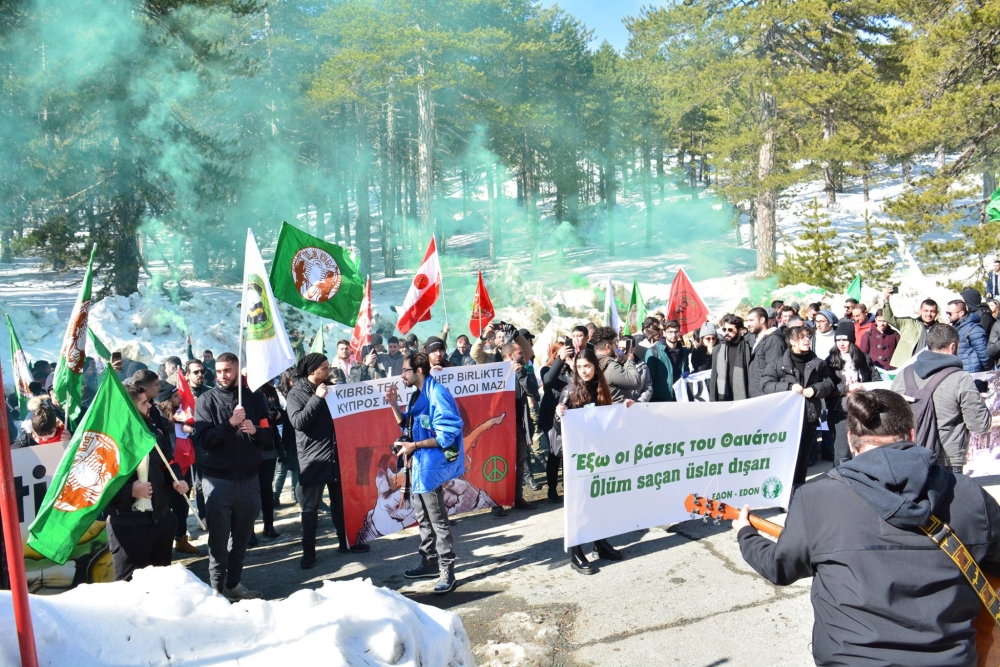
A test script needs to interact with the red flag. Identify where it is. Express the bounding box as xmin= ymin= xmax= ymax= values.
xmin=396 ymin=237 xmax=441 ymax=335
xmin=666 ymin=268 xmax=709 ymax=336
xmin=350 ymin=277 xmax=373 ymax=360
xmin=174 ymin=369 xmax=196 ymax=424
xmin=469 ymin=271 xmax=495 ymax=338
